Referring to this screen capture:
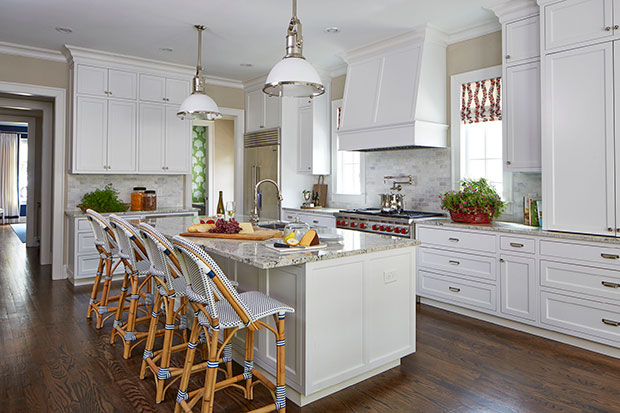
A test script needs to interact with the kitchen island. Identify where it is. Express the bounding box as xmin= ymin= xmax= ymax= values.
xmin=141 ymin=215 xmax=420 ymax=406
